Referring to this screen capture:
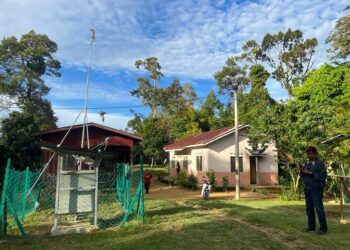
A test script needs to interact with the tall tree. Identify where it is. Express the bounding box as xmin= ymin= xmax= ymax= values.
xmin=198 ymin=91 xmax=223 ymax=131
xmin=326 ymin=6 xmax=350 ymax=61
xmin=0 ymin=30 xmax=60 ymax=129
xmin=131 ymin=57 xmax=163 ymax=118
xmin=237 ymin=29 xmax=318 ymax=97
xmin=239 ymin=64 xmax=275 ymax=152
xmin=214 ymin=58 xmax=250 ymax=94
